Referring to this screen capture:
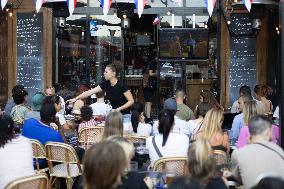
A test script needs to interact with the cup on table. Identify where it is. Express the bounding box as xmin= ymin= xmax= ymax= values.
xmin=165 ymin=172 xmax=175 ymax=185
